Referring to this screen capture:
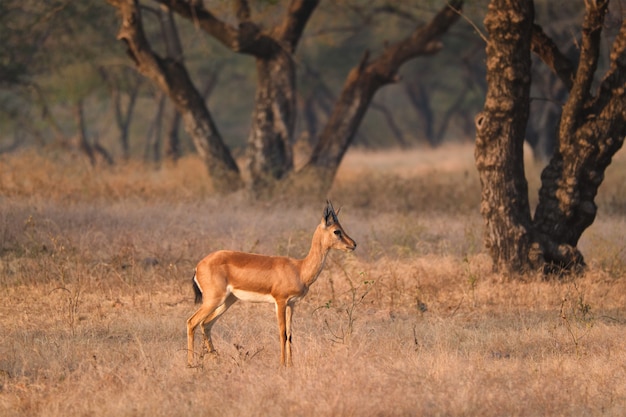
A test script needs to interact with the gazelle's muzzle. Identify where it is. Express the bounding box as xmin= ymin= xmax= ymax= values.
xmin=344 ymin=240 xmax=357 ymax=252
